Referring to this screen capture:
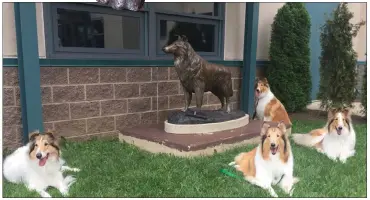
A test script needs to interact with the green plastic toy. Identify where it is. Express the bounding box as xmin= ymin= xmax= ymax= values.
xmin=219 ymin=168 xmax=245 ymax=181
